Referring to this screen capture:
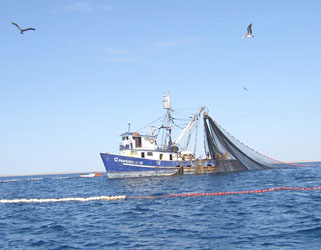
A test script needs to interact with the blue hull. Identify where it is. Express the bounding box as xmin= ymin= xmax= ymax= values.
xmin=100 ymin=153 xmax=217 ymax=178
